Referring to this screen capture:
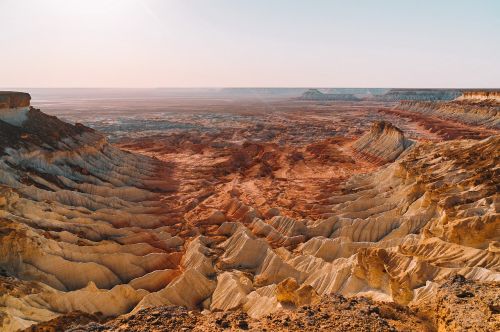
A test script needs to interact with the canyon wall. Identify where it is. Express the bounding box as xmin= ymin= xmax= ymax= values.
xmin=0 ymin=92 xmax=32 ymax=127
xmin=0 ymin=92 xmax=31 ymax=109
xmin=456 ymin=90 xmax=500 ymax=102
xmin=395 ymin=98 xmax=500 ymax=129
